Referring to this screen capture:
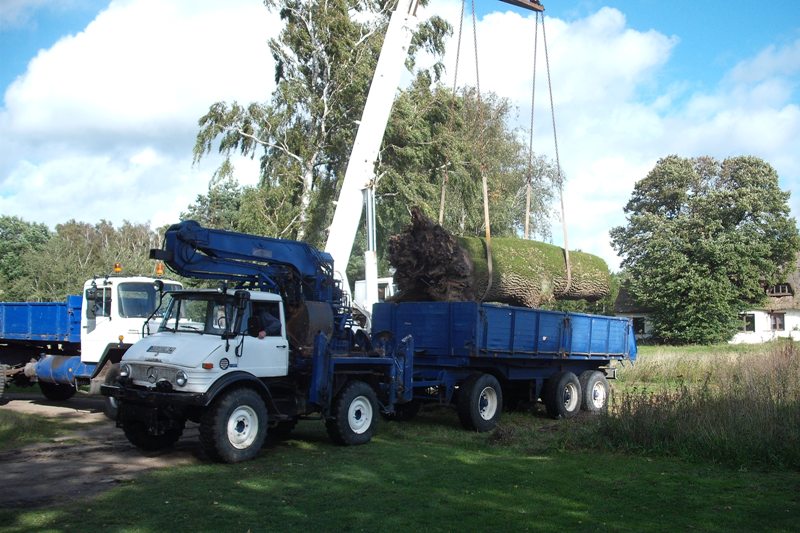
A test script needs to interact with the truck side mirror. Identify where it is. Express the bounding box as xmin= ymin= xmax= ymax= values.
xmin=153 ymin=279 xmax=164 ymax=294
xmin=235 ymin=290 xmax=250 ymax=310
